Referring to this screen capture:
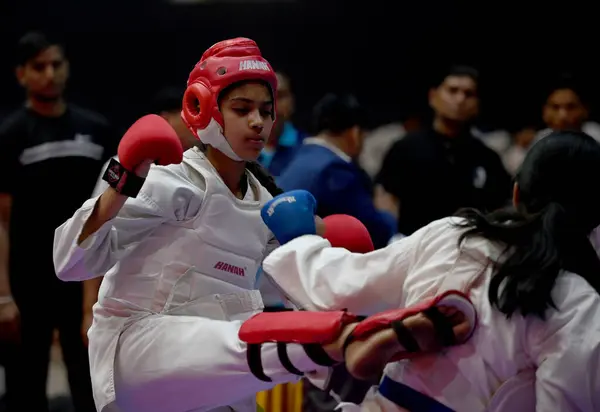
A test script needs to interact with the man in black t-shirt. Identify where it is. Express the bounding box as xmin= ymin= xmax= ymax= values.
xmin=0 ymin=32 xmax=115 ymax=412
xmin=376 ymin=65 xmax=512 ymax=236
